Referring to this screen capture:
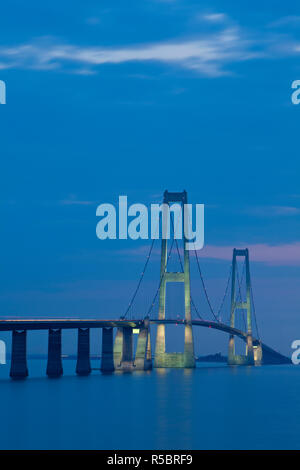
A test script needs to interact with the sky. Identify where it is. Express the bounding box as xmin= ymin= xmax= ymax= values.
xmin=0 ymin=0 xmax=300 ymax=356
